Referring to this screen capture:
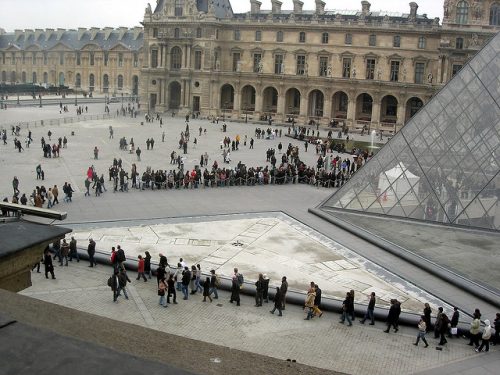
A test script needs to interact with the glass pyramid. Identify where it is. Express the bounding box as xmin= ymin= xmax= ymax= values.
xmin=321 ymin=32 xmax=500 ymax=232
